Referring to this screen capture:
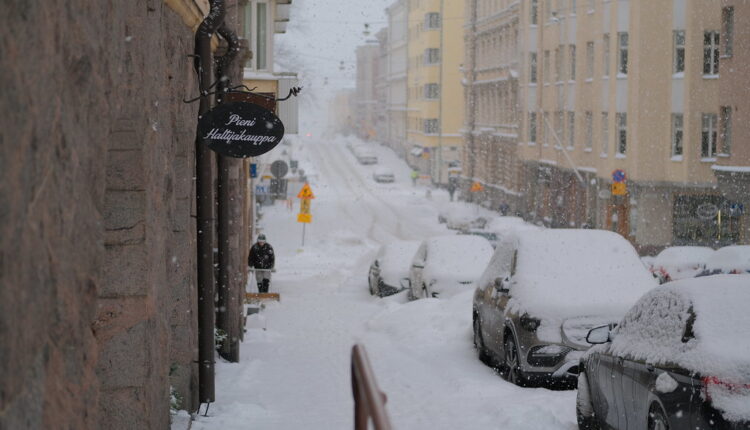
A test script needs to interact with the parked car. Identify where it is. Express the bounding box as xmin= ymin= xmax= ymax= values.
xmin=436 ymin=203 xmax=489 ymax=230
xmin=406 ymin=235 xmax=493 ymax=300
xmin=650 ymin=246 xmax=715 ymax=283
xmin=368 ymin=240 xmax=421 ymax=297
xmin=697 ymin=245 xmax=750 ymax=276
xmin=472 ymin=229 xmax=657 ymax=387
xmin=577 ymin=275 xmax=750 ymax=430
xmin=355 ymin=148 xmax=378 ymax=165
xmin=372 ymin=167 xmax=395 ymax=183
xmin=459 ymin=229 xmax=500 ymax=249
